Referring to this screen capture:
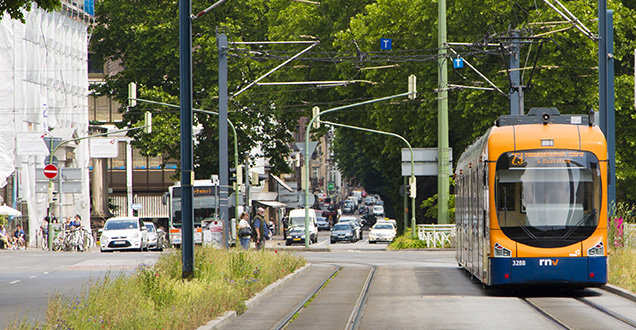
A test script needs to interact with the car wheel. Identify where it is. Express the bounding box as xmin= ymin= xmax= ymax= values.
xmin=330 ymin=239 xmax=335 ymax=244
xmin=350 ymin=237 xmax=355 ymax=243
xmin=286 ymin=241 xmax=291 ymax=246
